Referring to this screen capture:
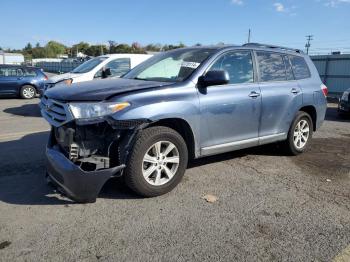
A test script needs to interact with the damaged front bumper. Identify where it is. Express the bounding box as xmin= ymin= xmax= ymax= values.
xmin=44 ymin=122 xmax=137 ymax=203
xmin=40 ymin=97 xmax=150 ymax=202
xmin=46 ymin=143 xmax=125 ymax=203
